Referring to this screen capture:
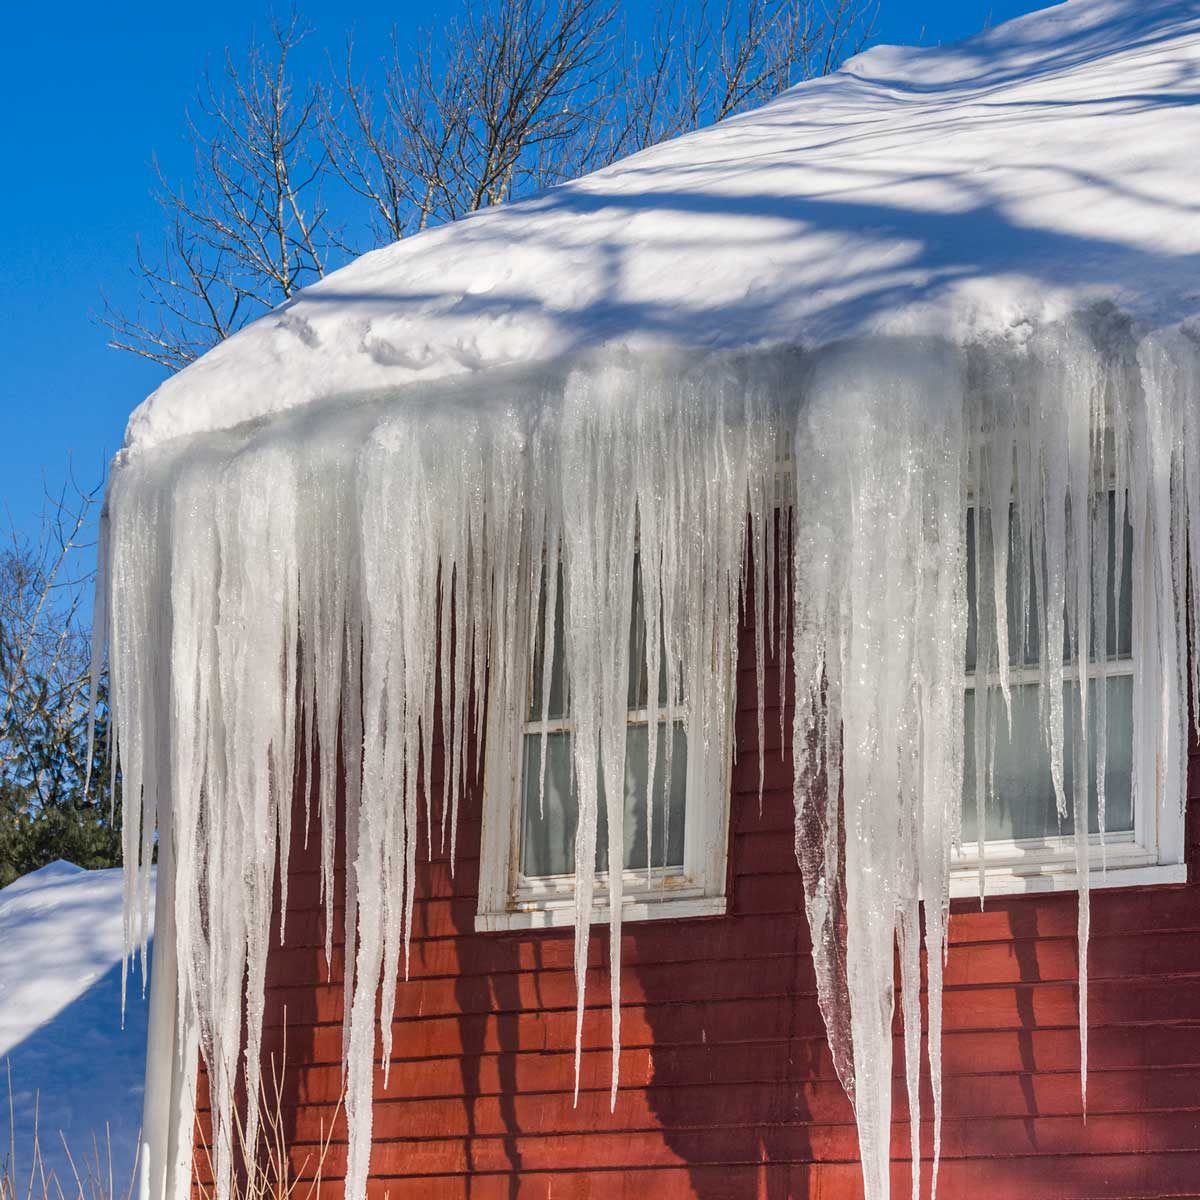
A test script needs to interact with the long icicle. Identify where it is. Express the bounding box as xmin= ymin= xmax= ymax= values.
xmin=100 ymin=327 xmax=1199 ymax=1200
